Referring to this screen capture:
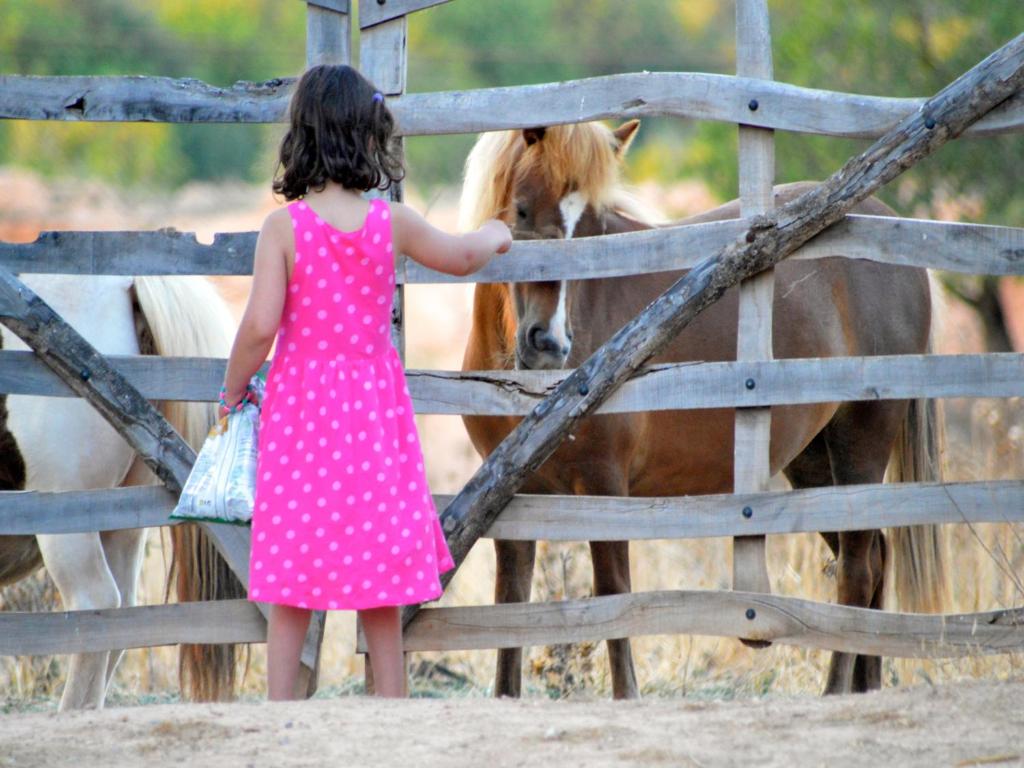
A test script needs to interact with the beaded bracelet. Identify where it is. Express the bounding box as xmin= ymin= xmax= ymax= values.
xmin=218 ymin=383 xmax=255 ymax=414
